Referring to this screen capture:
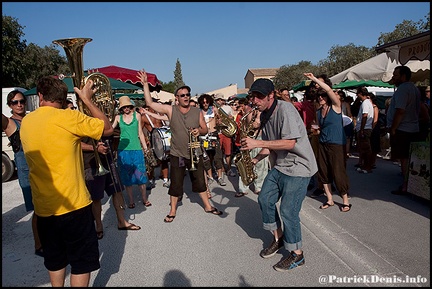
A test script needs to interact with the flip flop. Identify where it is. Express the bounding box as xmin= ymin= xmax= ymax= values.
xmin=144 ymin=201 xmax=152 ymax=207
xmin=118 ymin=223 xmax=141 ymax=230
xmin=205 ymin=207 xmax=223 ymax=215
xmin=340 ymin=204 xmax=352 ymax=212
xmin=164 ymin=215 xmax=176 ymax=223
xmin=319 ymin=202 xmax=334 ymax=209
xmin=235 ymin=192 xmax=248 ymax=198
